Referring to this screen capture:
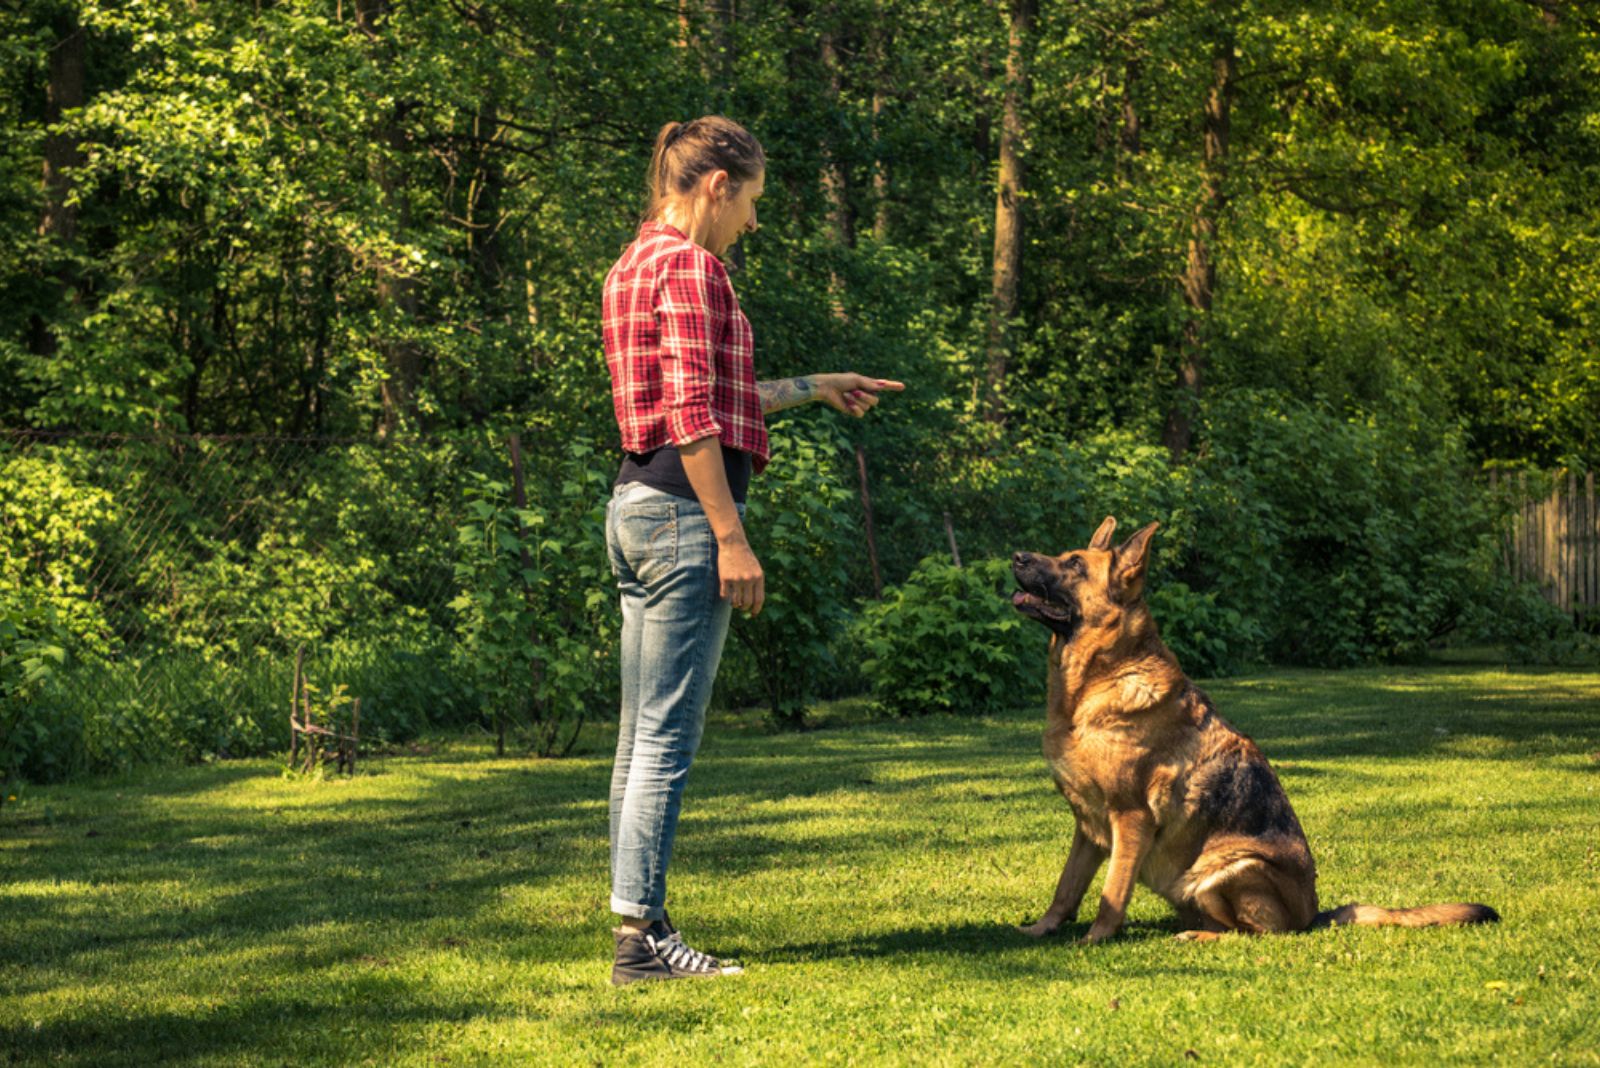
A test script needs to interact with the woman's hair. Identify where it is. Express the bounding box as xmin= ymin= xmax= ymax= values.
xmin=644 ymin=116 xmax=766 ymax=221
